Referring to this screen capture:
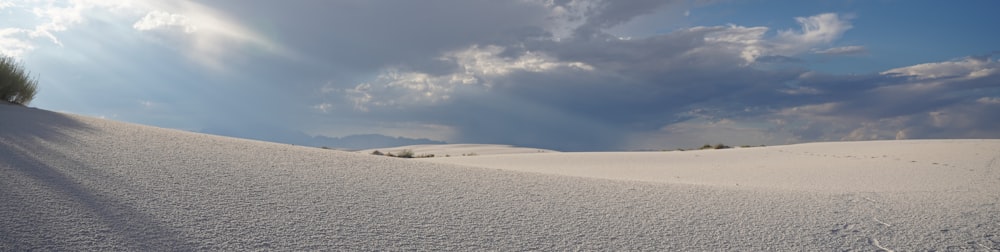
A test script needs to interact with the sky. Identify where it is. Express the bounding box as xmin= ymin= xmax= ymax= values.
xmin=2 ymin=0 xmax=998 ymax=151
